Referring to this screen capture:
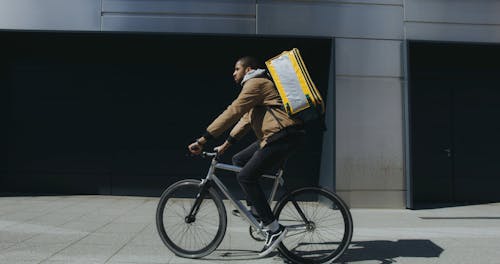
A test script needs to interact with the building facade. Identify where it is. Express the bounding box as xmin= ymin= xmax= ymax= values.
xmin=2 ymin=0 xmax=500 ymax=208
